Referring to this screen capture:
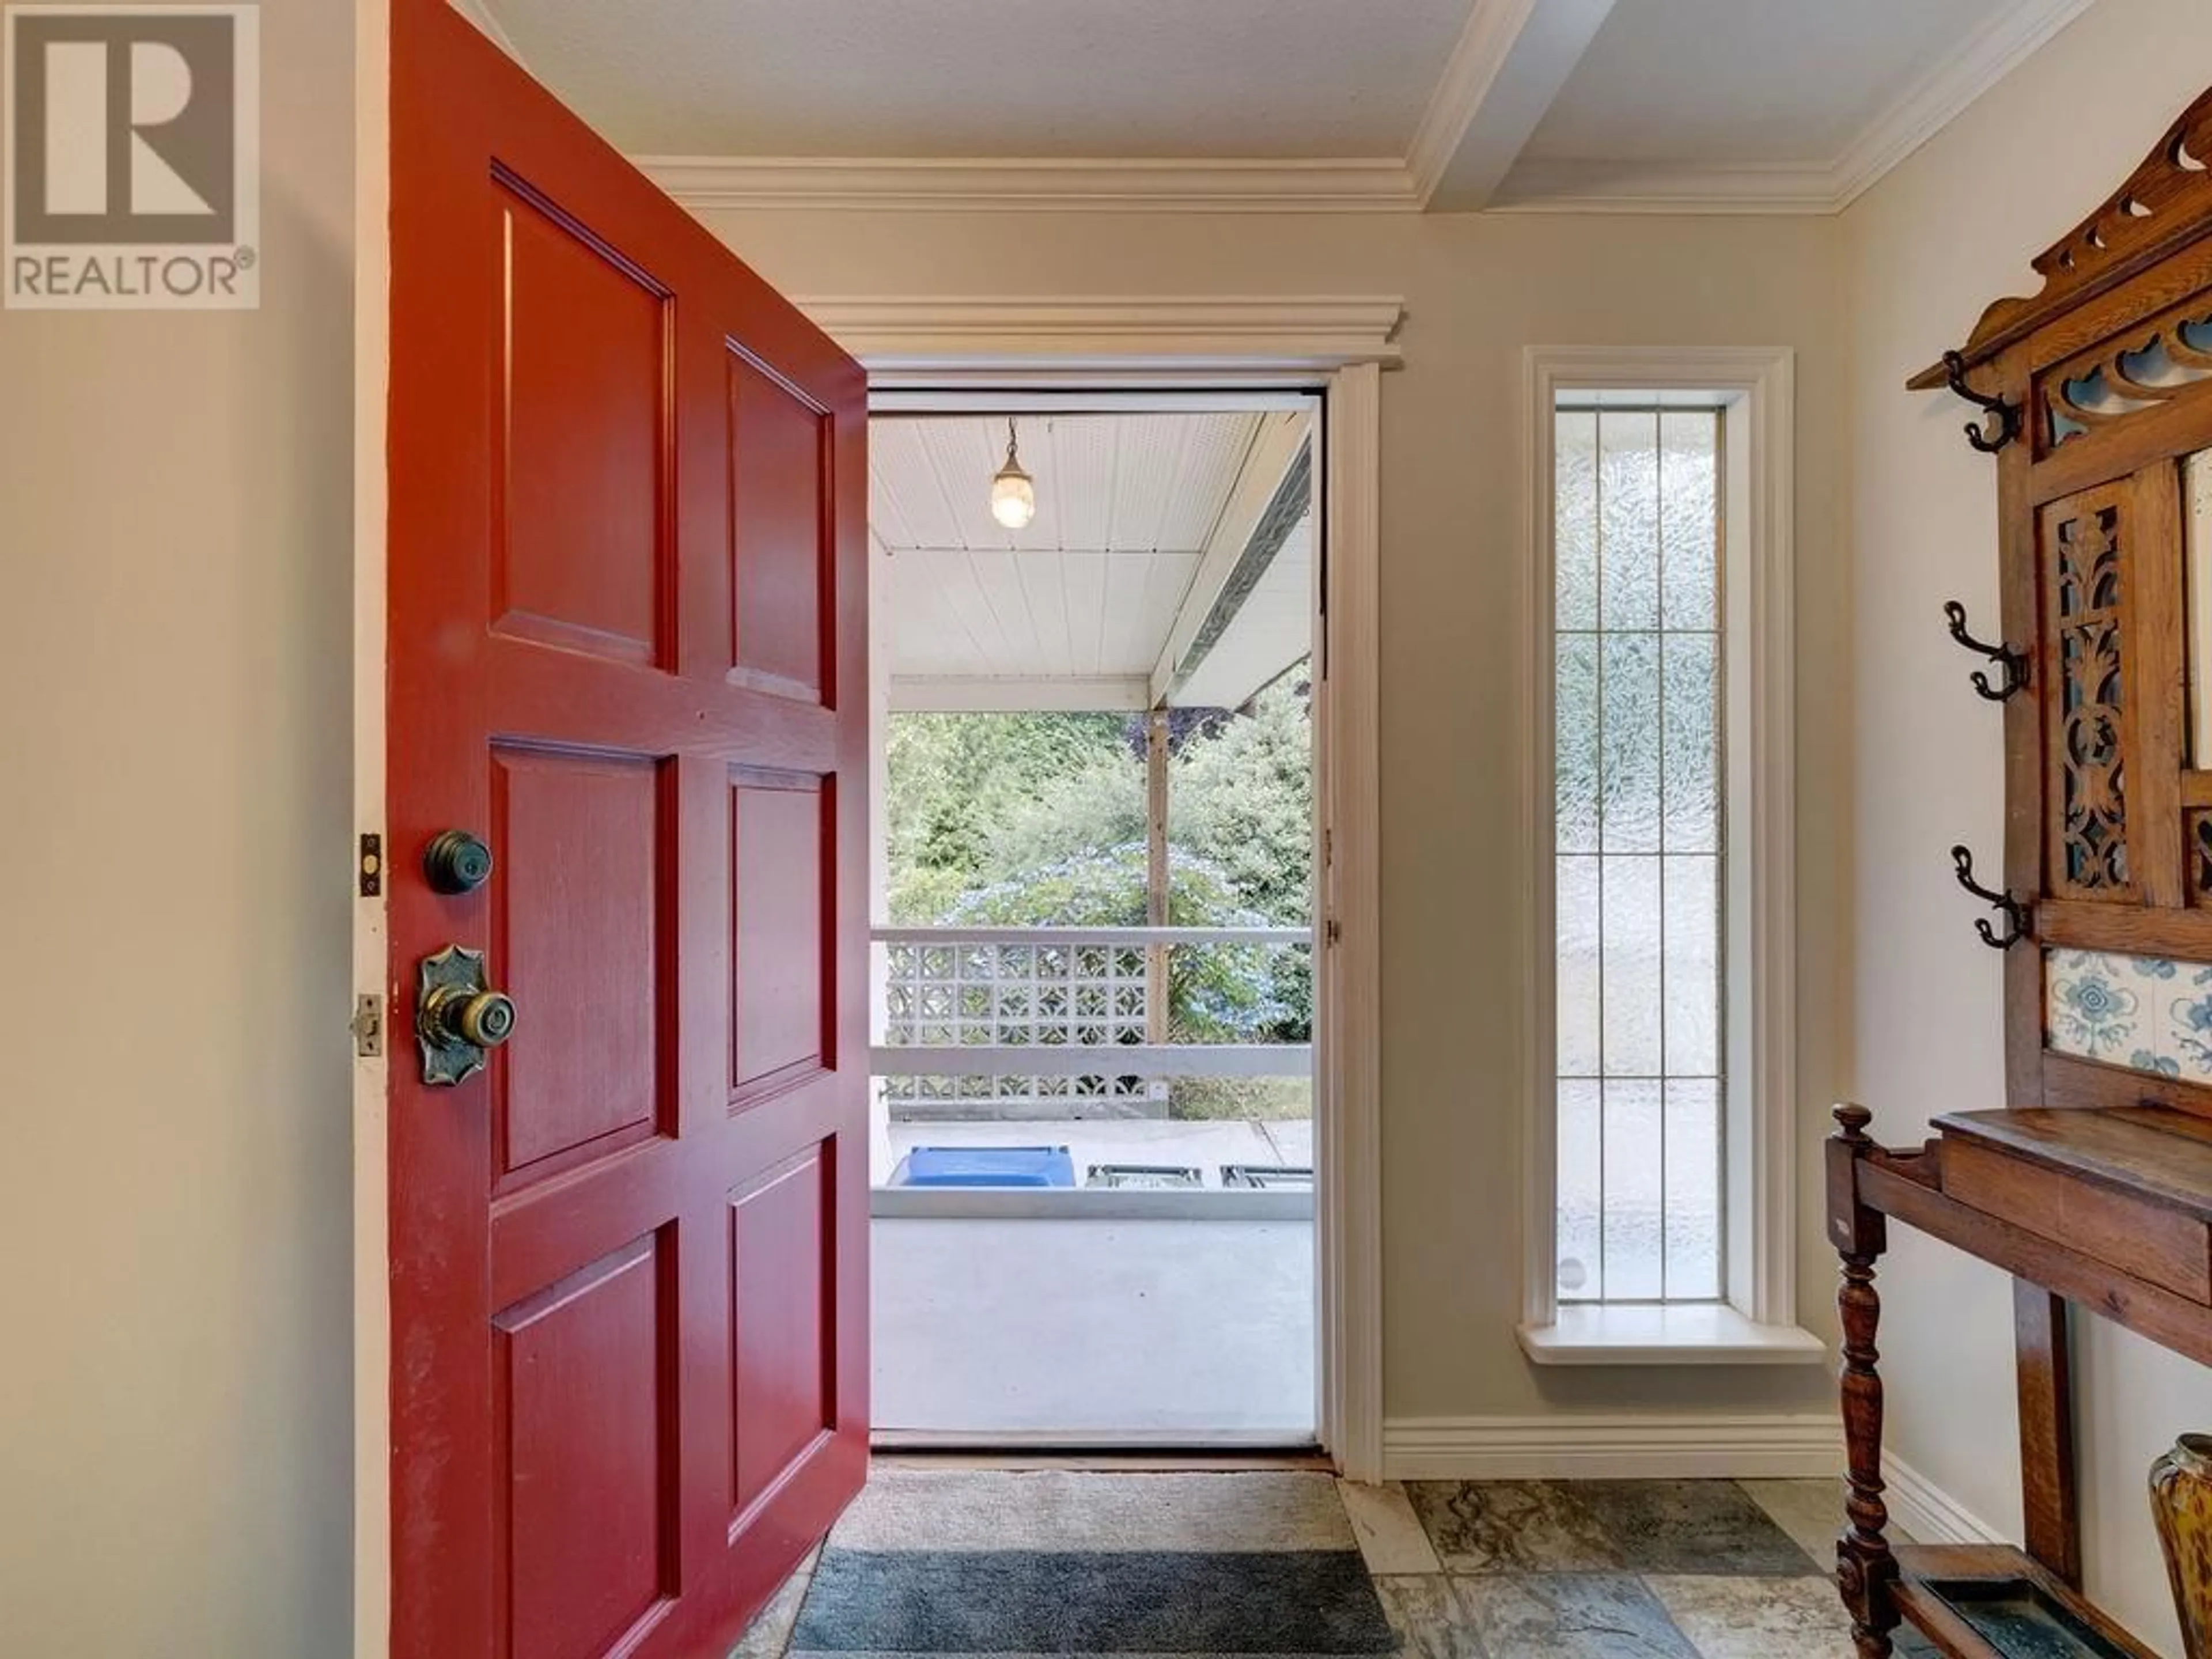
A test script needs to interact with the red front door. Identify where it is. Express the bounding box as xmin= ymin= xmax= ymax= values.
xmin=380 ymin=3 xmax=869 ymax=1653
